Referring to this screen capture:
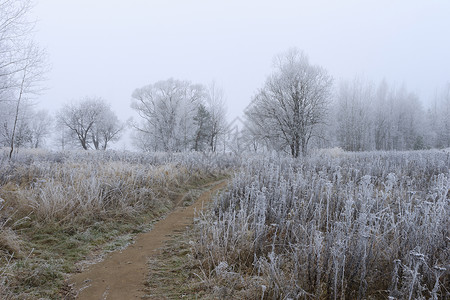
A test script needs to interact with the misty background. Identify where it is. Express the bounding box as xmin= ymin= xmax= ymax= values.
xmin=1 ymin=0 xmax=449 ymax=152
xmin=31 ymin=1 xmax=450 ymax=144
